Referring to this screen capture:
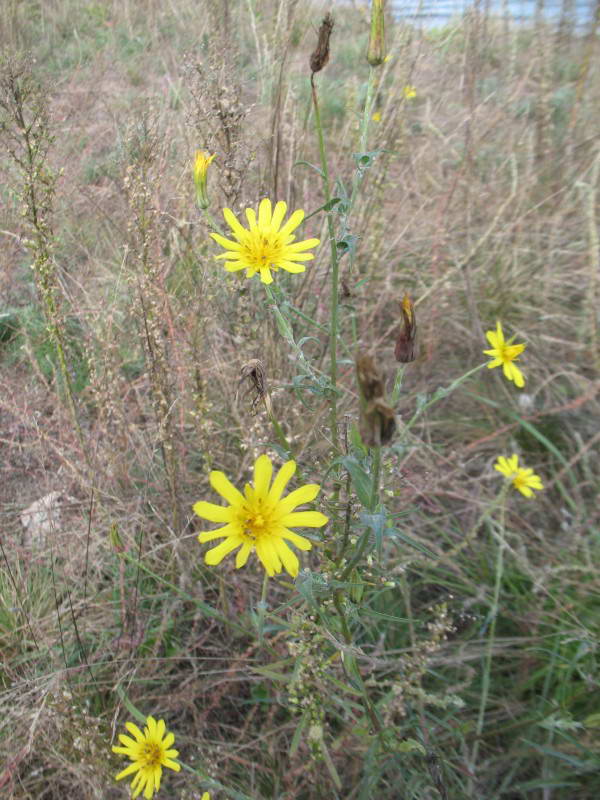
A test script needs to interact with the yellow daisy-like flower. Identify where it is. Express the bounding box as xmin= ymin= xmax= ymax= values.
xmin=483 ymin=321 xmax=526 ymax=388
xmin=372 ymin=110 xmax=382 ymax=122
xmin=495 ymin=454 xmax=544 ymax=498
xmin=403 ymin=85 xmax=417 ymax=99
xmin=112 ymin=715 xmax=180 ymax=799
xmin=210 ymin=198 xmax=320 ymax=285
xmin=193 ymin=454 xmax=328 ymax=577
